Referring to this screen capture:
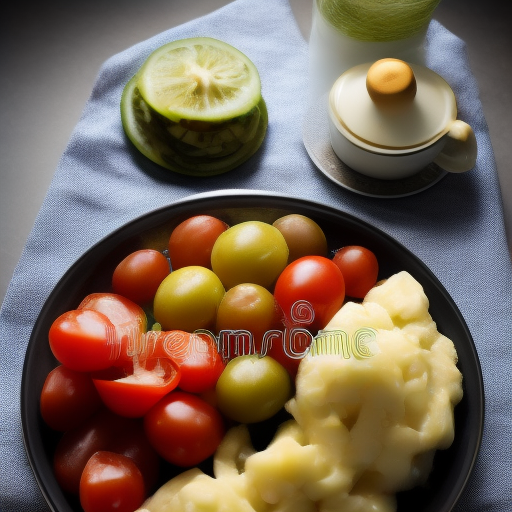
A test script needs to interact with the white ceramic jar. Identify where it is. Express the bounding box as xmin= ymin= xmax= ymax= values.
xmin=308 ymin=0 xmax=436 ymax=102
xmin=327 ymin=59 xmax=477 ymax=180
